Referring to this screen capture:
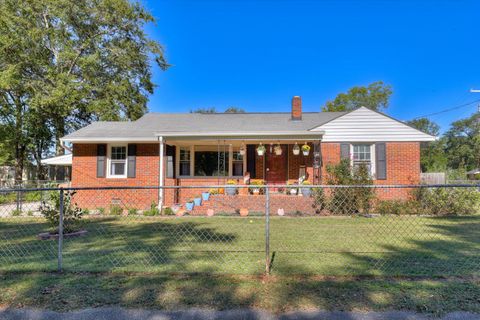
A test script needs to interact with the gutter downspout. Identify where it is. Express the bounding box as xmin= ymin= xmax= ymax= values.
xmin=60 ymin=140 xmax=73 ymax=153
xmin=158 ymin=136 xmax=164 ymax=210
